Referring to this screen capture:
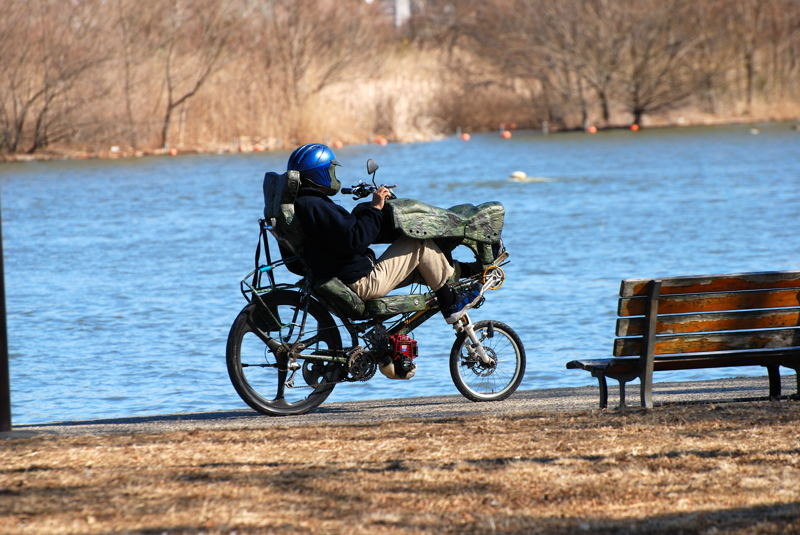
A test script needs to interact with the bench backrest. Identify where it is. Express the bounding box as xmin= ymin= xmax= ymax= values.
xmin=614 ymin=271 xmax=800 ymax=359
